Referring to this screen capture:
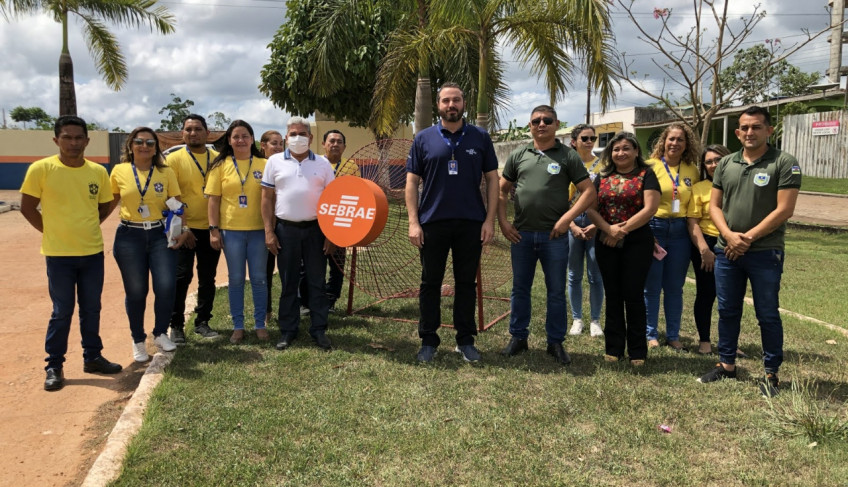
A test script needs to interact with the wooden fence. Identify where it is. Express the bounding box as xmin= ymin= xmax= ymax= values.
xmin=782 ymin=110 xmax=848 ymax=178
